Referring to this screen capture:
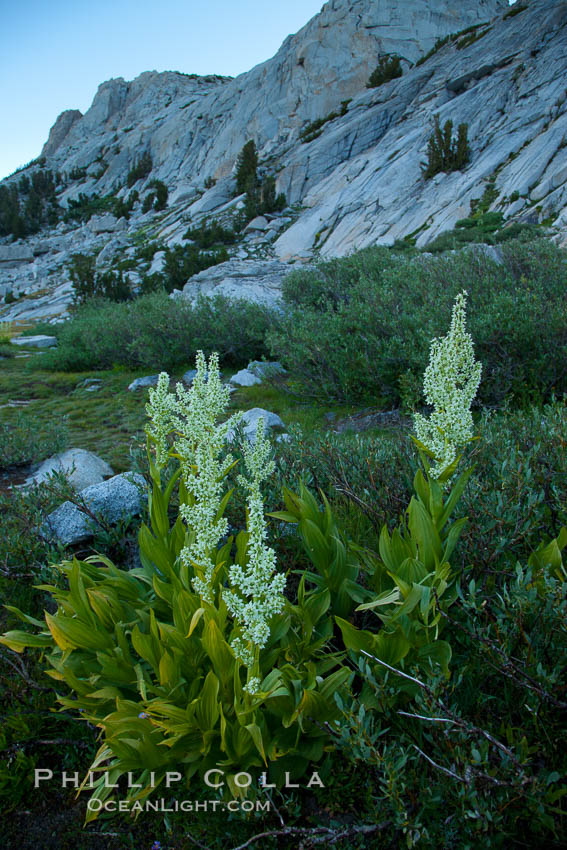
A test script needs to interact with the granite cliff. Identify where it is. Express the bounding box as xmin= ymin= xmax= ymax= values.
xmin=2 ymin=0 xmax=566 ymax=321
